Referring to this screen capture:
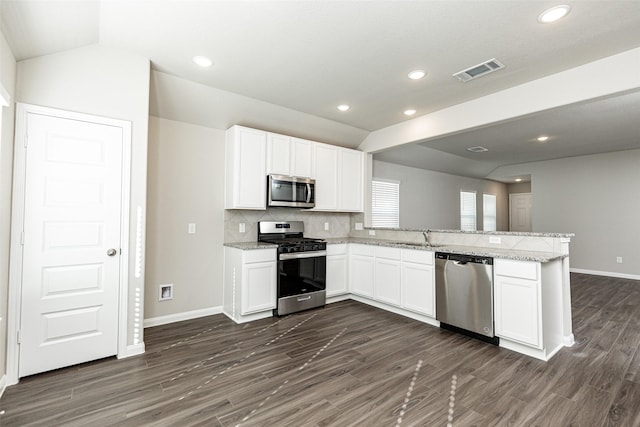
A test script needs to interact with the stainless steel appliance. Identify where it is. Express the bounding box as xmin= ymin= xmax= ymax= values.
xmin=258 ymin=221 xmax=326 ymax=315
xmin=267 ymin=175 xmax=315 ymax=208
xmin=435 ymin=252 xmax=498 ymax=344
